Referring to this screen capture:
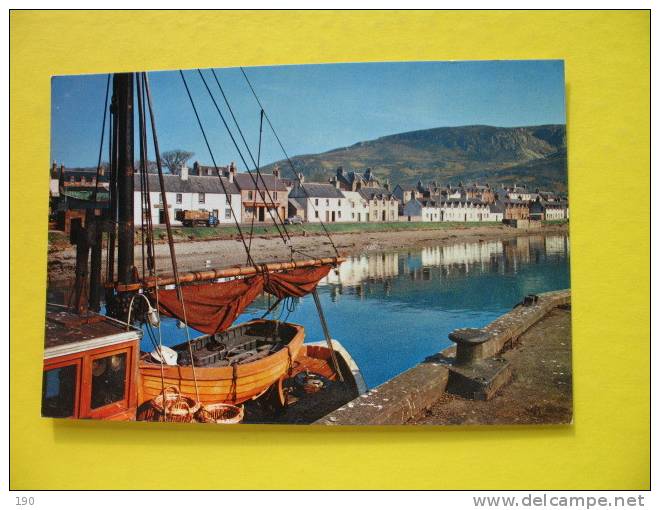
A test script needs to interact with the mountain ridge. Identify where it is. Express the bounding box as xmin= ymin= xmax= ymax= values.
xmin=263 ymin=124 xmax=567 ymax=191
